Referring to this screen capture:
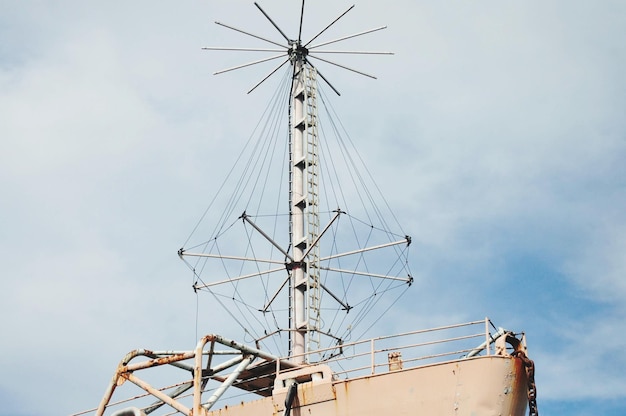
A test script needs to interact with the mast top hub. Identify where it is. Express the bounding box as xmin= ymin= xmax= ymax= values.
xmin=289 ymin=40 xmax=309 ymax=63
